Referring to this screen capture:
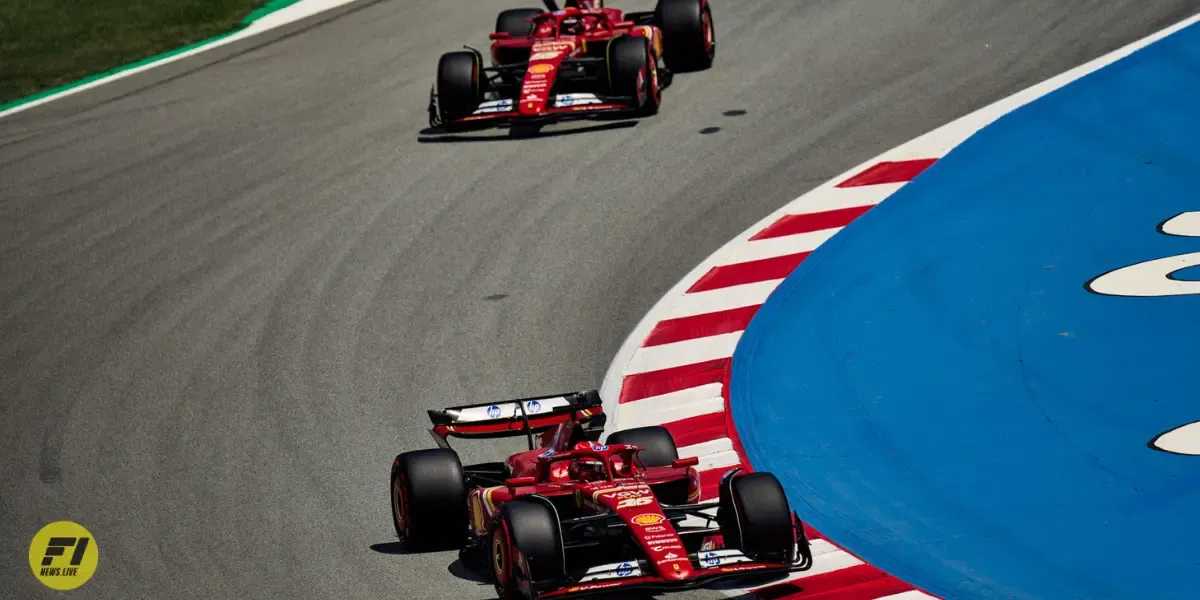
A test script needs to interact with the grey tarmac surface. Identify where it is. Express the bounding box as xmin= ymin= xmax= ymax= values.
xmin=2 ymin=0 xmax=1197 ymax=598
